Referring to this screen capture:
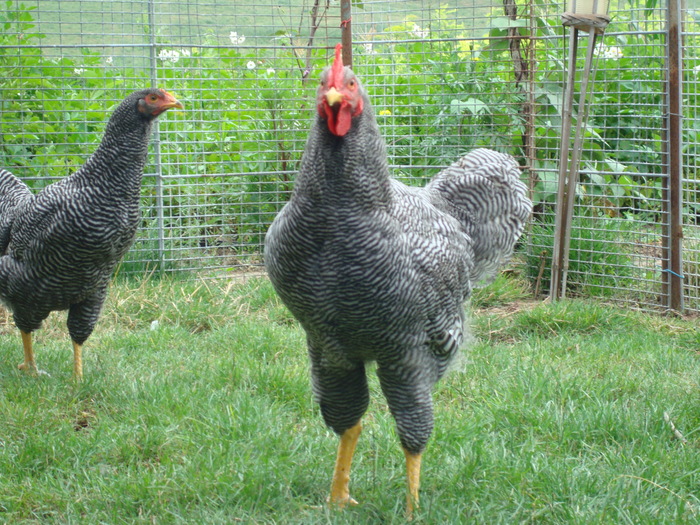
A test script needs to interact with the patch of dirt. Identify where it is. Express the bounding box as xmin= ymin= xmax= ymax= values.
xmin=73 ymin=408 xmax=97 ymax=432
xmin=473 ymin=299 xmax=541 ymax=318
